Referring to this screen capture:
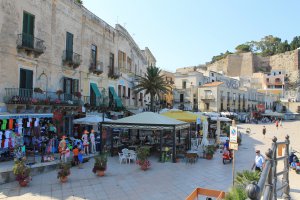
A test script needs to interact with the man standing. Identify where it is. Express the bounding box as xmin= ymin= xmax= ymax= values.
xmin=252 ymin=150 xmax=265 ymax=172
xmin=262 ymin=126 xmax=266 ymax=138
